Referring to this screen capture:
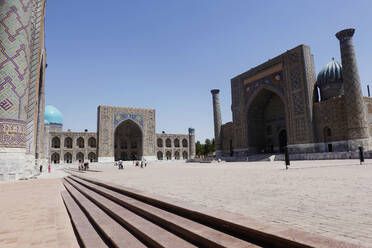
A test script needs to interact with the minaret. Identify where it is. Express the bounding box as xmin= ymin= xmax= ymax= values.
xmin=188 ymin=128 xmax=196 ymax=159
xmin=211 ymin=89 xmax=222 ymax=156
xmin=336 ymin=28 xmax=369 ymax=149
